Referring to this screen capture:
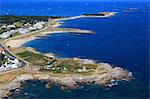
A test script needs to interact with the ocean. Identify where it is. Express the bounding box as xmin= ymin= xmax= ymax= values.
xmin=1 ymin=0 xmax=149 ymax=98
